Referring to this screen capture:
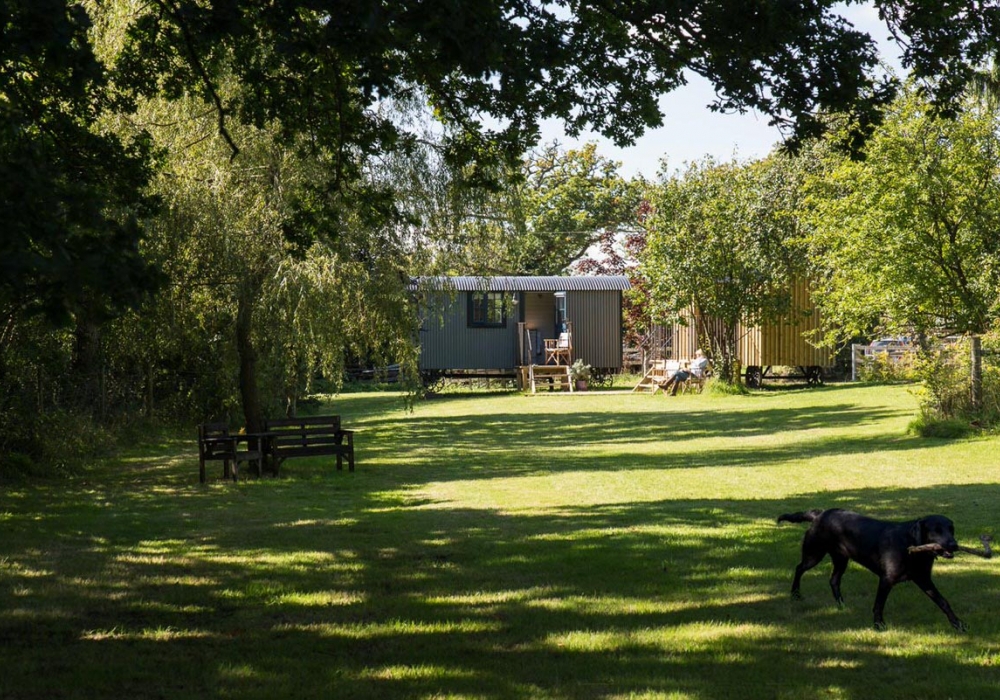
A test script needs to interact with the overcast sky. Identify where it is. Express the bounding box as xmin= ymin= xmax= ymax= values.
xmin=538 ymin=3 xmax=903 ymax=179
